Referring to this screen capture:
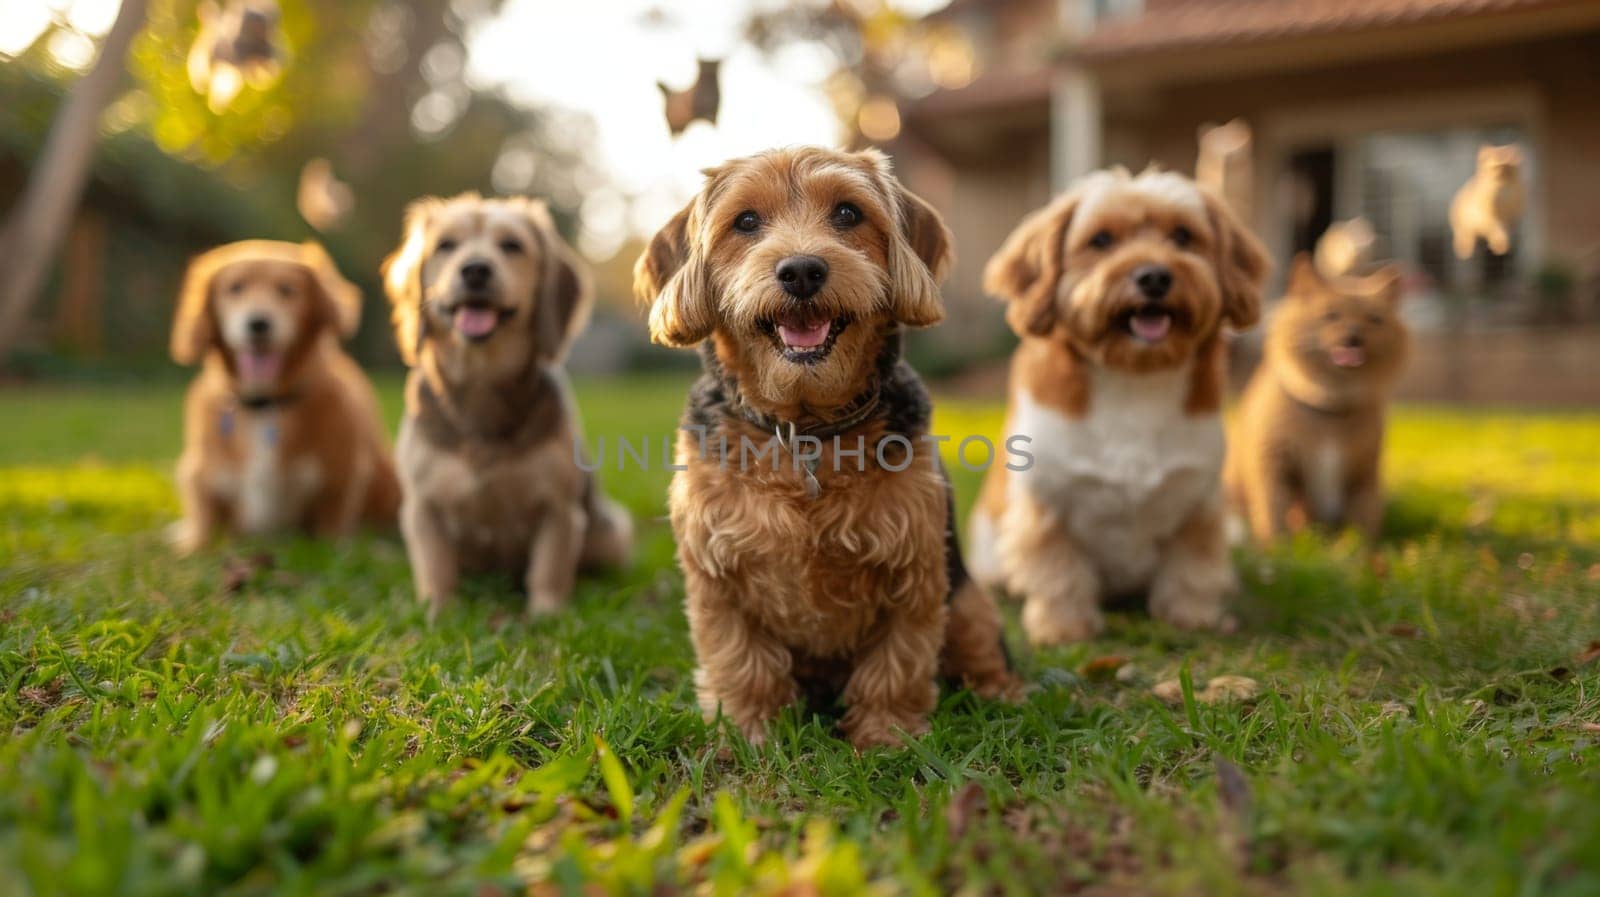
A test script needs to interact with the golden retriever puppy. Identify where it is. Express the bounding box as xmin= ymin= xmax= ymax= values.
xmin=968 ymin=168 xmax=1269 ymax=645
xmin=1450 ymin=144 xmax=1524 ymax=259
xmin=634 ymin=147 xmax=1018 ymax=750
xmin=169 ymin=240 xmax=399 ymax=554
xmin=1226 ymin=255 xmax=1408 ymax=542
xmin=382 ymin=194 xmax=632 ymax=618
